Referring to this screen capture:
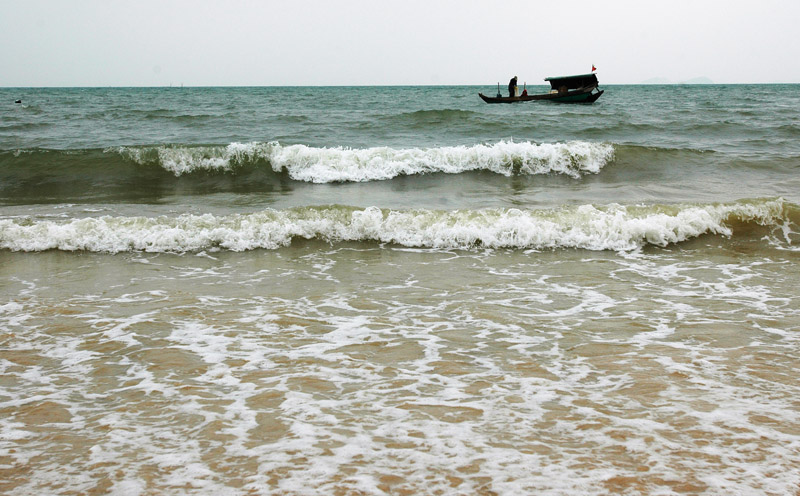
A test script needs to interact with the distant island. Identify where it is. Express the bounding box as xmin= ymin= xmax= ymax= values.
xmin=641 ymin=77 xmax=715 ymax=84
